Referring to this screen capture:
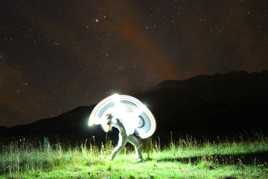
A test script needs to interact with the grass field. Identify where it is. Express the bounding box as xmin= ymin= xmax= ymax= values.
xmin=0 ymin=136 xmax=268 ymax=179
